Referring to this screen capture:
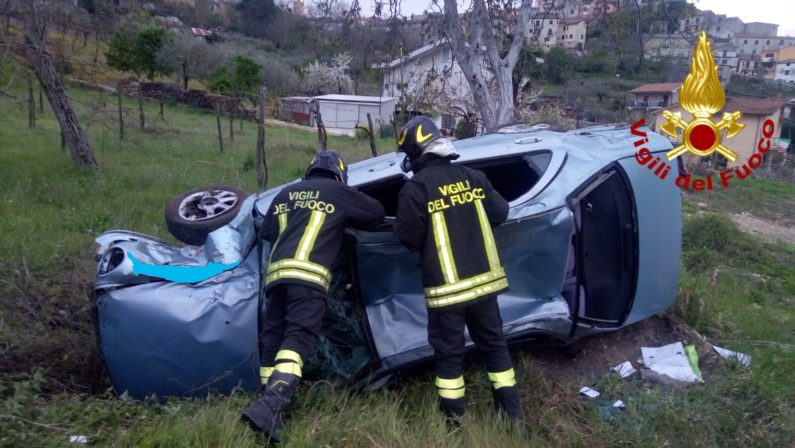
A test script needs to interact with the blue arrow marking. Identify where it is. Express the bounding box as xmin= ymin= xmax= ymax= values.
xmin=129 ymin=252 xmax=241 ymax=283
